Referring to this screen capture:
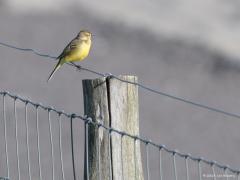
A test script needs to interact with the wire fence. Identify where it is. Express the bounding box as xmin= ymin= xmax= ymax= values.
xmin=0 ymin=91 xmax=240 ymax=180
xmin=1 ymin=41 xmax=240 ymax=179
